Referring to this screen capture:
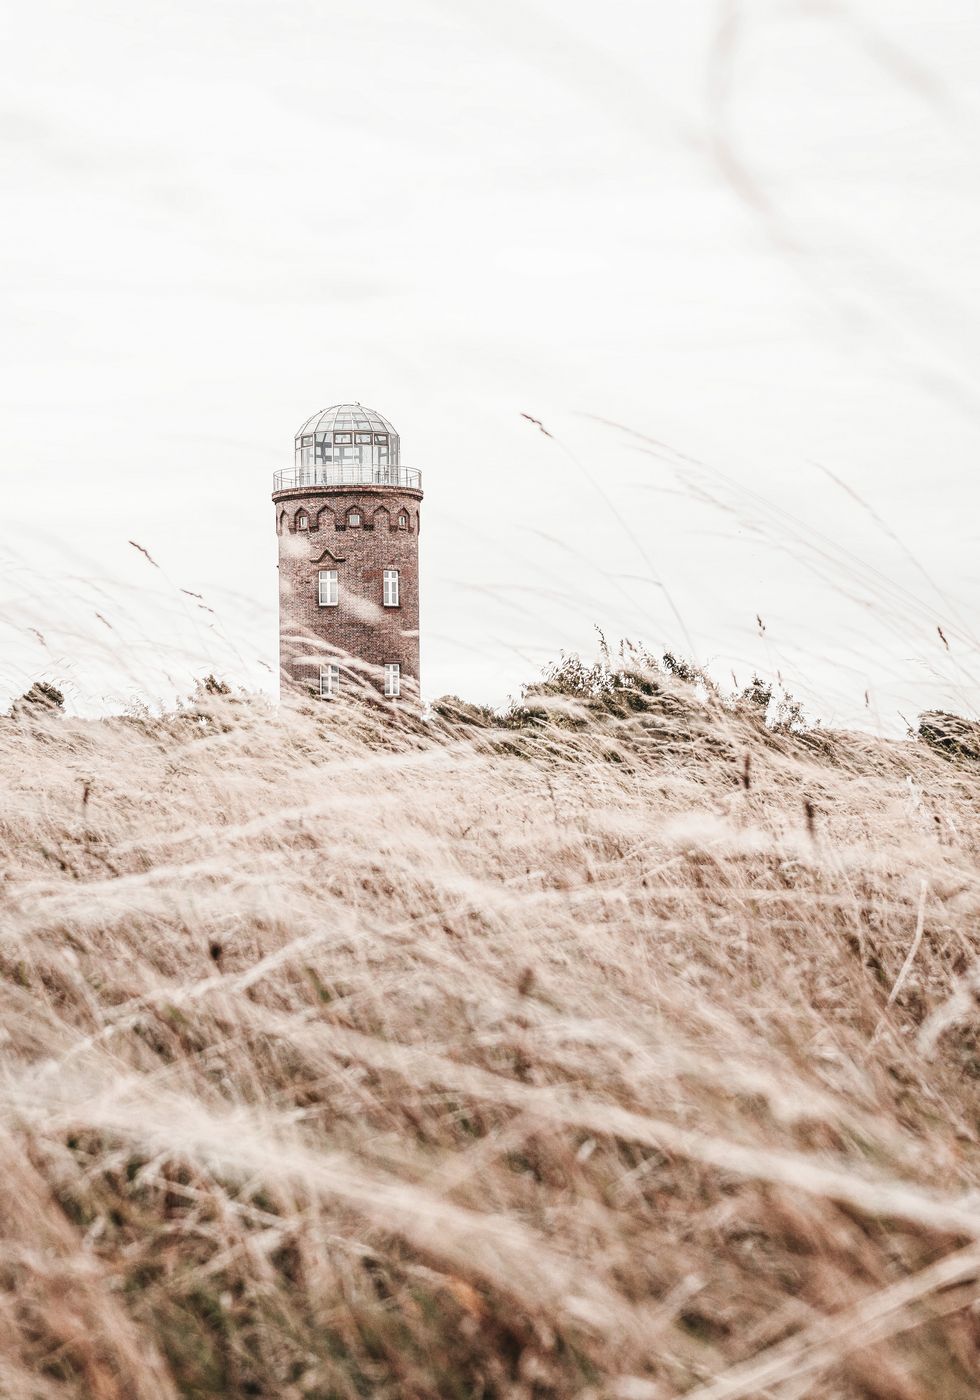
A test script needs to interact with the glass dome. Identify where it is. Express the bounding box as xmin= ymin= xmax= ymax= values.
xmin=294 ymin=403 xmax=400 ymax=471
